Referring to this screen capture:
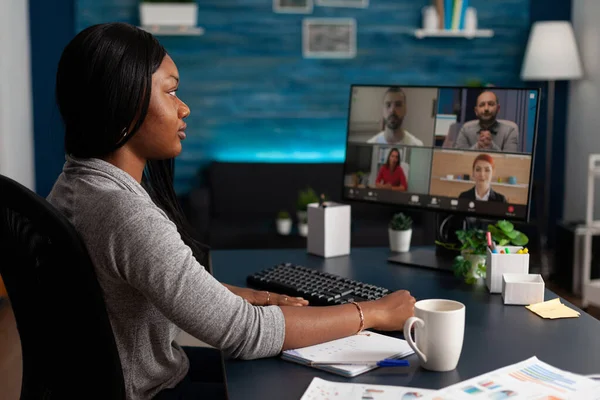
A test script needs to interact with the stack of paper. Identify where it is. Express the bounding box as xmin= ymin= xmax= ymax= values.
xmin=299 ymin=357 xmax=600 ymax=400
xmin=282 ymin=331 xmax=414 ymax=377
xmin=526 ymin=298 xmax=581 ymax=319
